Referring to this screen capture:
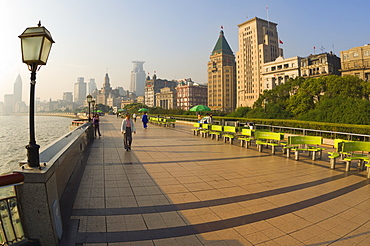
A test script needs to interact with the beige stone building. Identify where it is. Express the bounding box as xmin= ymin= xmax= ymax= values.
xmin=120 ymin=99 xmax=135 ymax=109
xmin=156 ymin=87 xmax=177 ymax=109
xmin=236 ymin=17 xmax=283 ymax=107
xmin=207 ymin=30 xmax=236 ymax=112
xmin=300 ymin=52 xmax=341 ymax=78
xmin=340 ymin=44 xmax=370 ymax=81
xmin=262 ymin=56 xmax=302 ymax=90
xmin=136 ymin=95 xmax=145 ymax=105
xmin=144 ymin=74 xmax=178 ymax=107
